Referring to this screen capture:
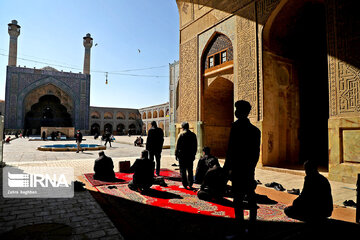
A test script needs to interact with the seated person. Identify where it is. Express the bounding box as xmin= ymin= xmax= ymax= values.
xmin=197 ymin=158 xmax=227 ymax=201
xmin=128 ymin=150 xmax=154 ymax=192
xmin=284 ymin=160 xmax=333 ymax=221
xmin=195 ymin=147 xmax=220 ymax=184
xmin=93 ymin=151 xmax=116 ymax=181
xmin=5 ymin=136 xmax=11 ymax=143
xmin=134 ymin=137 xmax=144 ymax=147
